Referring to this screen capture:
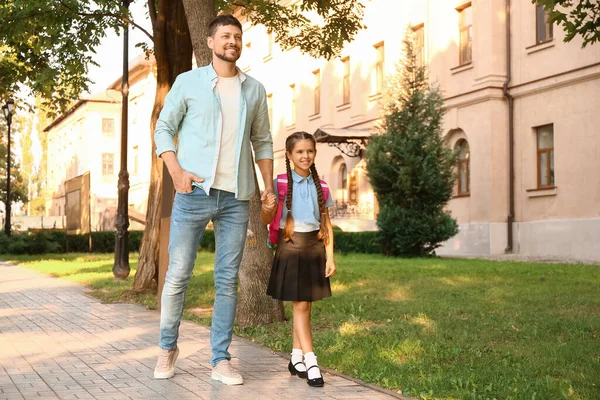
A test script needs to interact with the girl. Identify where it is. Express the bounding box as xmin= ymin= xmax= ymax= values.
xmin=261 ymin=131 xmax=336 ymax=387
